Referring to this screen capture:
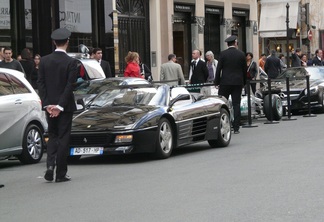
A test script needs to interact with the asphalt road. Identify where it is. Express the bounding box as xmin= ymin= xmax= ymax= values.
xmin=1 ymin=113 xmax=324 ymax=222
